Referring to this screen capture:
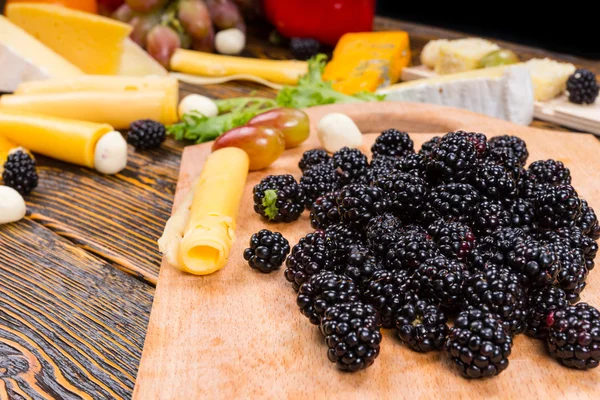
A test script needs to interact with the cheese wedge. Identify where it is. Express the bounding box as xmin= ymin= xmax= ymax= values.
xmin=170 ymin=49 xmax=308 ymax=85
xmin=0 ymin=16 xmax=83 ymax=93
xmin=524 ymin=58 xmax=576 ymax=102
xmin=0 ymin=90 xmax=178 ymax=129
xmin=6 ymin=3 xmax=132 ymax=75
xmin=158 ymin=147 xmax=249 ymax=275
xmin=118 ymin=38 xmax=168 ymax=77
xmin=435 ymin=38 xmax=500 ymax=75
